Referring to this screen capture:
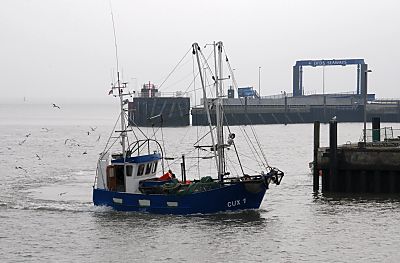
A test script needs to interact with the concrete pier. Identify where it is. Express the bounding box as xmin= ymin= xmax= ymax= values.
xmin=313 ymin=120 xmax=400 ymax=193
xmin=128 ymin=97 xmax=190 ymax=127
xmin=192 ymin=94 xmax=400 ymax=126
